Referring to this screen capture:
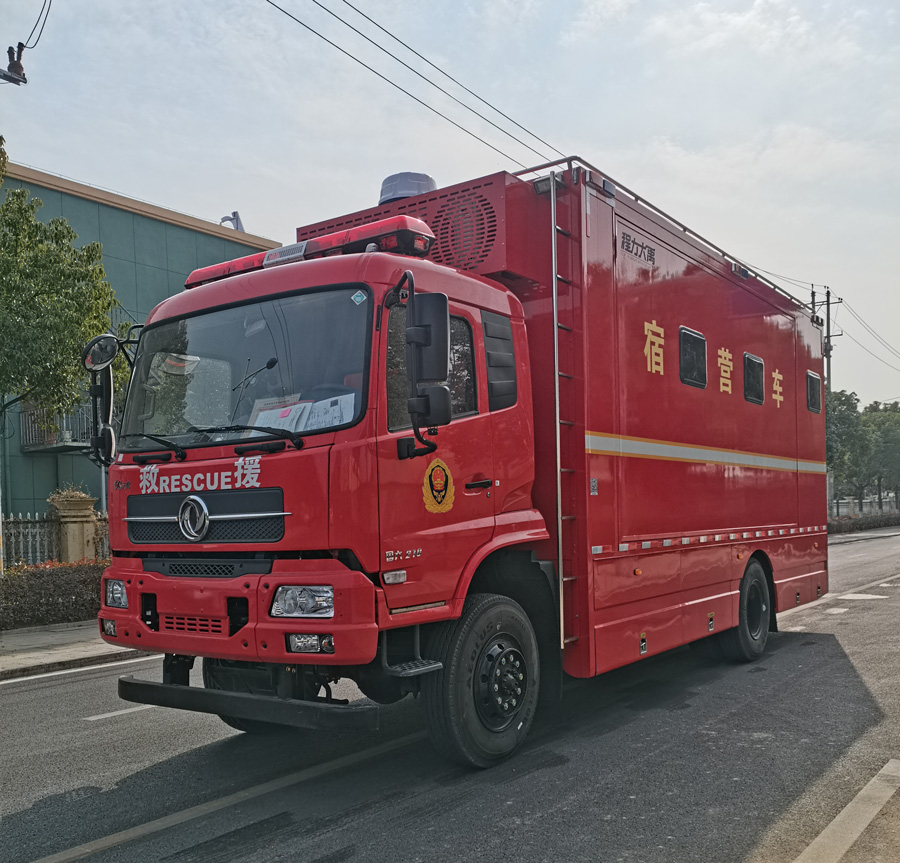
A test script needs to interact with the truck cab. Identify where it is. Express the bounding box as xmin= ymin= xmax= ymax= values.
xmin=94 ymin=217 xmax=550 ymax=766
